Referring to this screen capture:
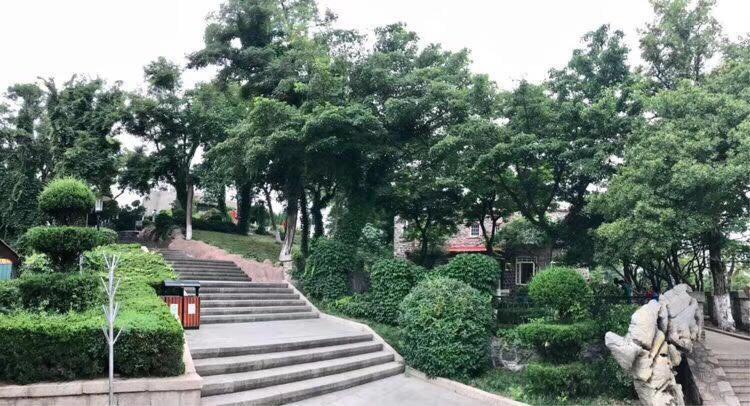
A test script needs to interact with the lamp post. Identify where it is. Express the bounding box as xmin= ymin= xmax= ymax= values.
xmin=95 ymin=198 xmax=103 ymax=230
